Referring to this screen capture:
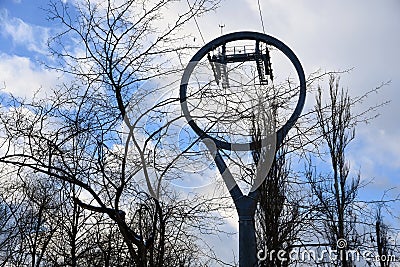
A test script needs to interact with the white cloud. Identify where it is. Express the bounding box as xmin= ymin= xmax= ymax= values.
xmin=0 ymin=53 xmax=60 ymax=98
xmin=353 ymin=126 xmax=400 ymax=171
xmin=0 ymin=8 xmax=50 ymax=54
